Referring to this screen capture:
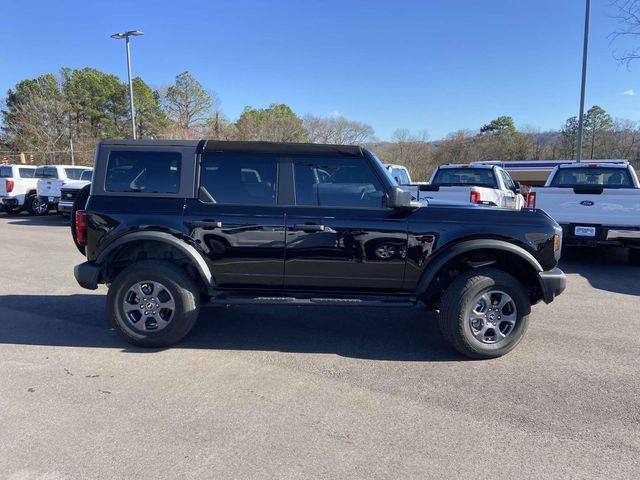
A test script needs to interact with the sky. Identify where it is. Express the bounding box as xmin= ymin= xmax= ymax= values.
xmin=1 ymin=0 xmax=639 ymax=140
